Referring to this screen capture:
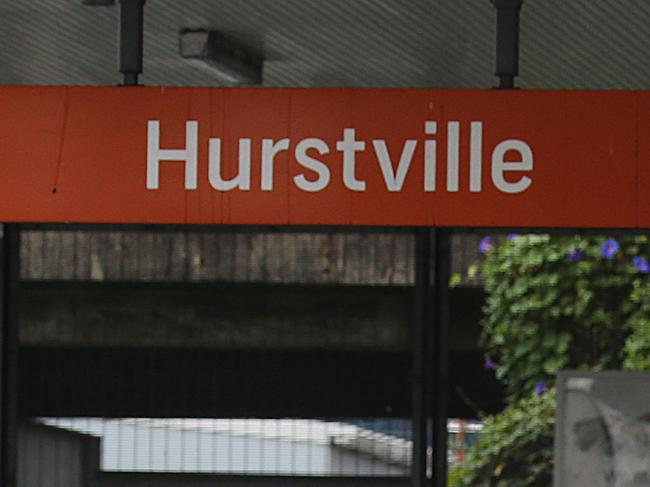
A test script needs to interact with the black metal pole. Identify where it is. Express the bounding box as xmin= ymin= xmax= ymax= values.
xmin=432 ymin=228 xmax=451 ymax=487
xmin=493 ymin=0 xmax=523 ymax=89
xmin=412 ymin=228 xmax=432 ymax=486
xmin=119 ymin=0 xmax=146 ymax=86
xmin=0 ymin=224 xmax=19 ymax=487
